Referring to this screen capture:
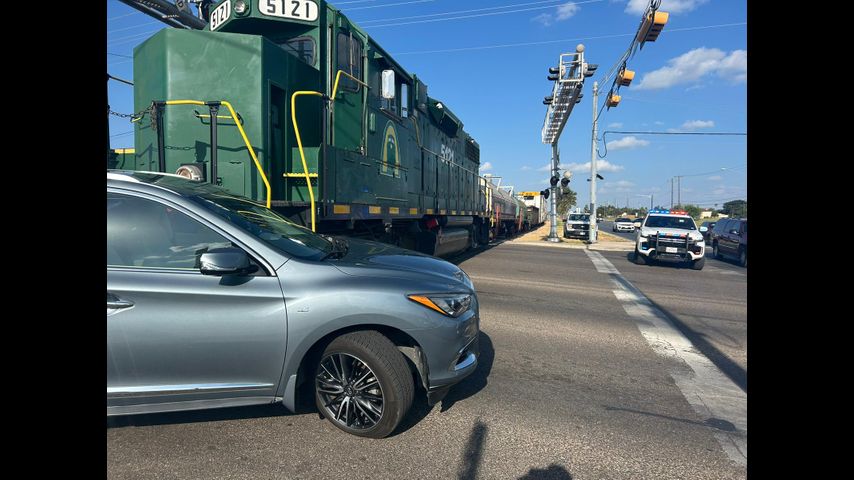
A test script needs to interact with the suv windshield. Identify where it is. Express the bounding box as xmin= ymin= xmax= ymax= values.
xmin=568 ymin=214 xmax=590 ymax=221
xmin=188 ymin=192 xmax=332 ymax=259
xmin=615 ymin=218 xmax=632 ymax=223
xmin=644 ymin=215 xmax=697 ymax=230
